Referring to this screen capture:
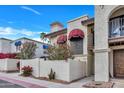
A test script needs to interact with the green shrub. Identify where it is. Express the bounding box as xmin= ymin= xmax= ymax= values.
xmin=16 ymin=42 xmax=37 ymax=59
xmin=47 ymin=44 xmax=74 ymax=60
